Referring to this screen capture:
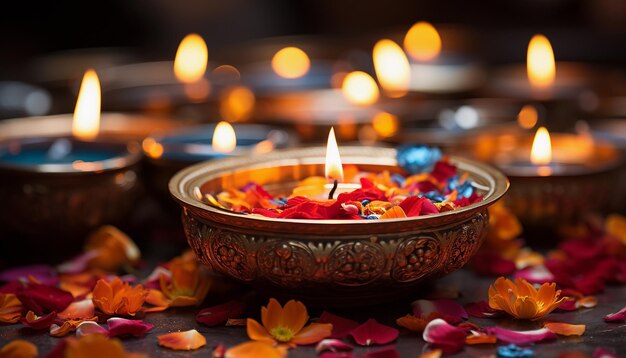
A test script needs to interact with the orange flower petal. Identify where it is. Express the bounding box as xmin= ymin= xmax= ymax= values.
xmin=0 ymin=340 xmax=38 ymax=358
xmin=92 ymin=278 xmax=147 ymax=317
xmin=66 ymin=333 xmax=145 ymax=358
xmin=168 ymin=296 xmax=201 ymax=307
xmin=225 ymin=341 xmax=287 ymax=358
xmin=0 ymin=293 xmax=22 ymax=324
xmin=246 ymin=318 xmax=275 ymax=344
xmin=157 ymin=329 xmax=206 ymax=351
xmin=380 ymin=206 xmax=407 ymax=219
xmin=144 ymin=289 xmax=170 ymax=312
xmin=261 ymin=298 xmax=282 ymax=330
xmin=84 ymin=226 xmax=140 ymax=272
xmin=396 ymin=314 xmax=428 ymax=333
xmin=544 ymin=322 xmax=586 ymax=336
xmin=514 ymin=296 xmax=539 ymax=320
xmin=58 ymin=299 xmax=95 ymax=320
xmin=291 ymin=323 xmax=333 ymax=345
xmin=577 ymin=296 xmax=598 ymax=308
xmin=419 ymin=349 xmax=442 ymax=358
xmin=465 ymin=332 xmax=497 ymax=345
xmin=279 ymin=300 xmax=308 ymax=334
xmin=50 ymin=318 xmax=98 ymax=337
